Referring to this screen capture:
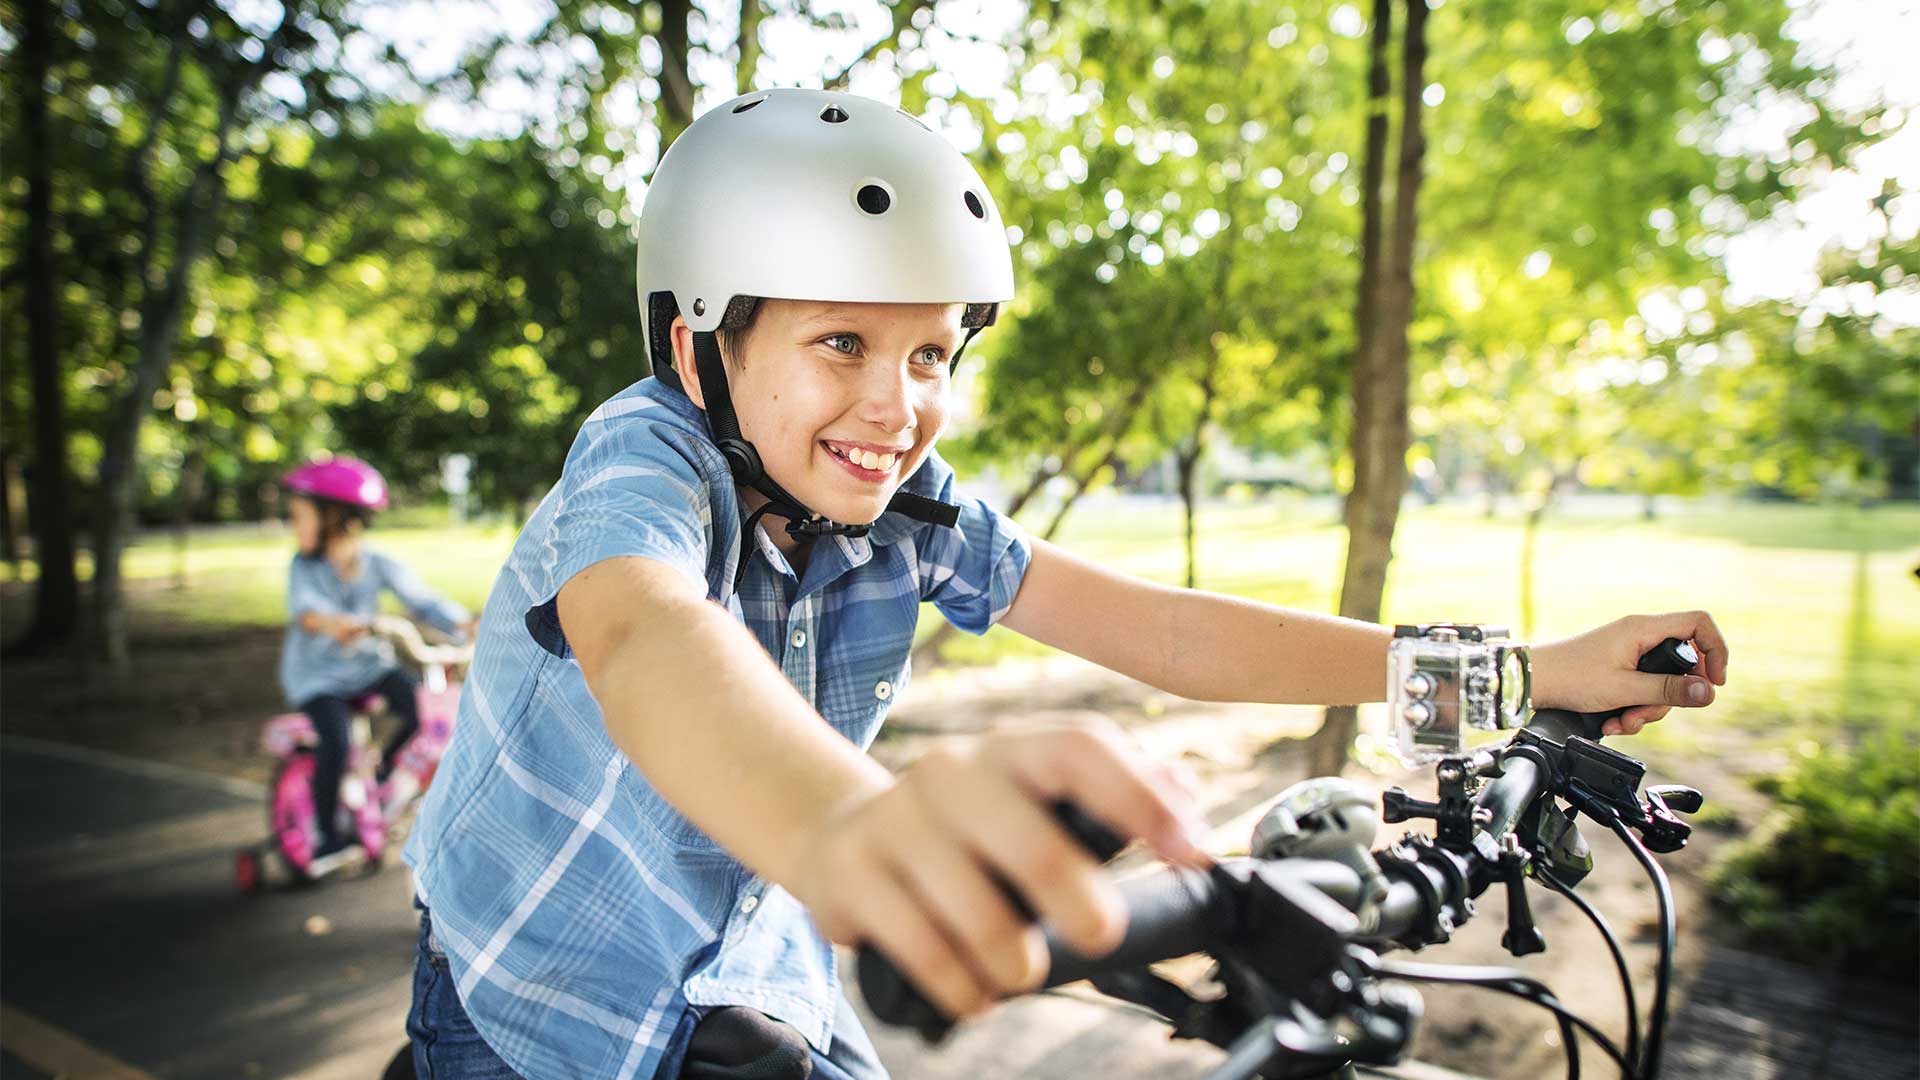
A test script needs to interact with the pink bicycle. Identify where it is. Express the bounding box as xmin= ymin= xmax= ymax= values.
xmin=234 ymin=616 xmax=471 ymax=891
